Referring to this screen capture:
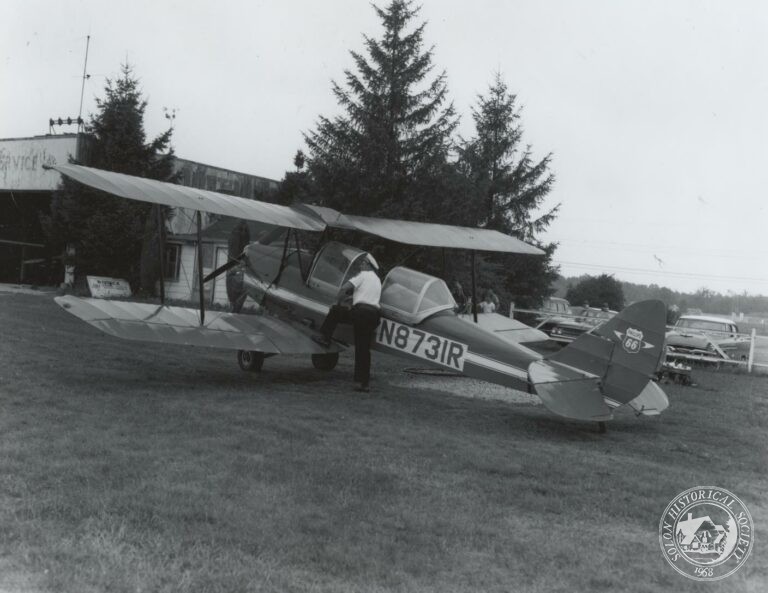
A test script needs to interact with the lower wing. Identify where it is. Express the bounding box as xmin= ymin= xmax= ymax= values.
xmin=55 ymin=295 xmax=341 ymax=355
